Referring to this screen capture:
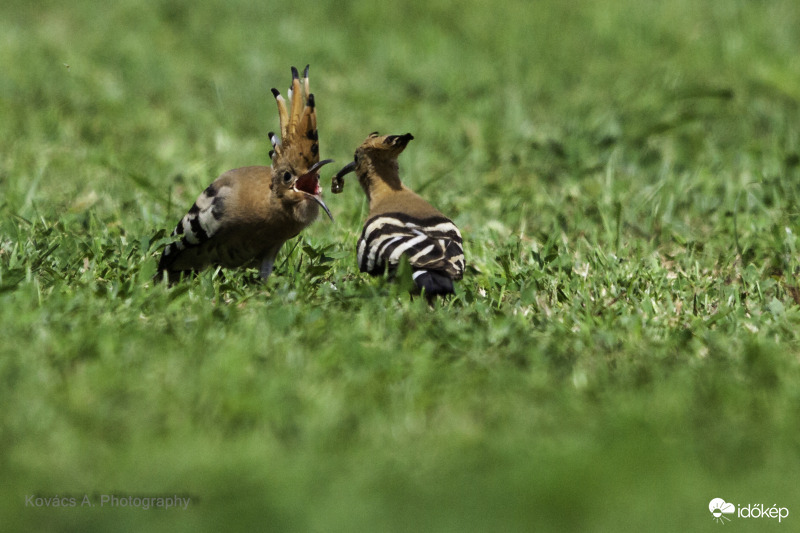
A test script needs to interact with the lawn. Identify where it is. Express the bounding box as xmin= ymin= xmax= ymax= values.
xmin=2 ymin=0 xmax=800 ymax=531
